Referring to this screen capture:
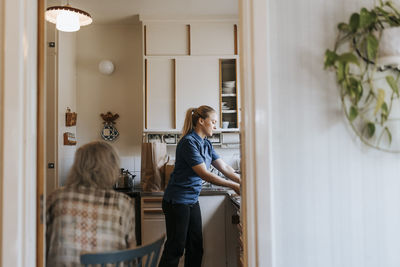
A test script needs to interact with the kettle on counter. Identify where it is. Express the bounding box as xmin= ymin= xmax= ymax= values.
xmin=114 ymin=168 xmax=136 ymax=190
